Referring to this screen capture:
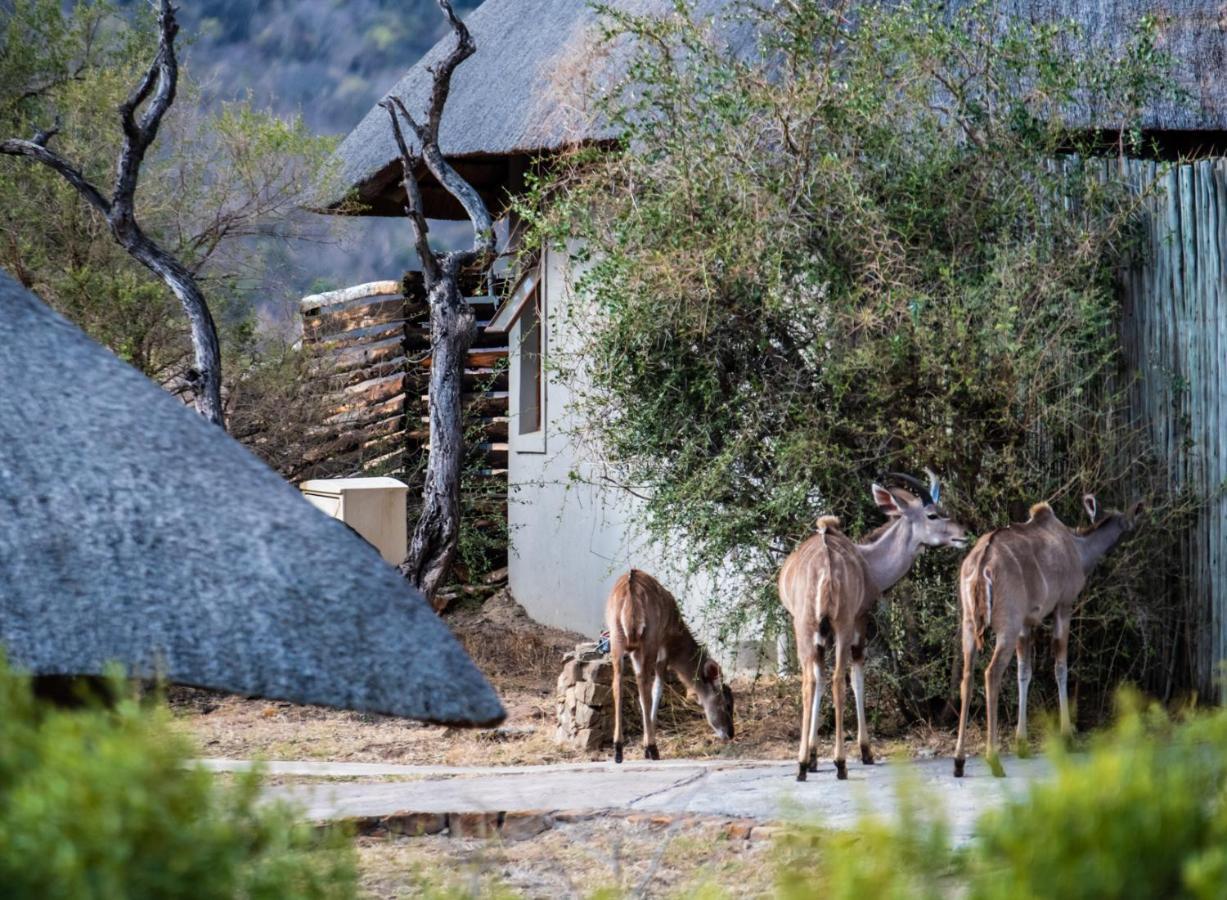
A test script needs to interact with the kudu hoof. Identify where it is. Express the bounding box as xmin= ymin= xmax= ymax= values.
xmin=860 ymin=745 xmax=875 ymax=765
xmin=953 ymin=757 xmax=965 ymax=778
xmin=645 ymin=744 xmax=660 ymax=760
xmin=807 ymin=750 xmax=818 ymax=773
xmin=987 ymin=754 xmax=1006 ymax=779
xmin=614 ymin=742 xmax=623 ymax=764
xmin=834 ymin=759 xmax=847 ymax=780
xmin=796 ymin=762 xmax=808 ymax=782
